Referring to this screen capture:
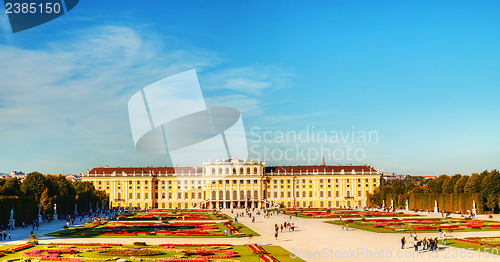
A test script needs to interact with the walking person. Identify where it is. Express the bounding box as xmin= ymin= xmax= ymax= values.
xmin=401 ymin=236 xmax=406 ymax=249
